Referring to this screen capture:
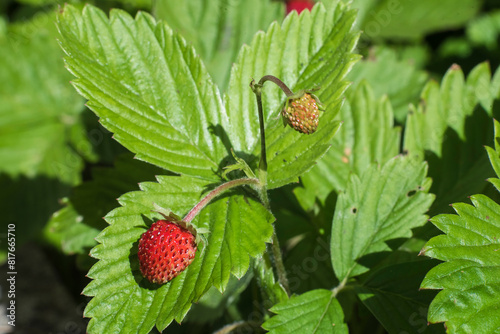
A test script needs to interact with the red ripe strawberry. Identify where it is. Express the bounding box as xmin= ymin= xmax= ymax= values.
xmin=138 ymin=220 xmax=197 ymax=284
xmin=286 ymin=0 xmax=314 ymax=14
xmin=281 ymin=92 xmax=322 ymax=134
